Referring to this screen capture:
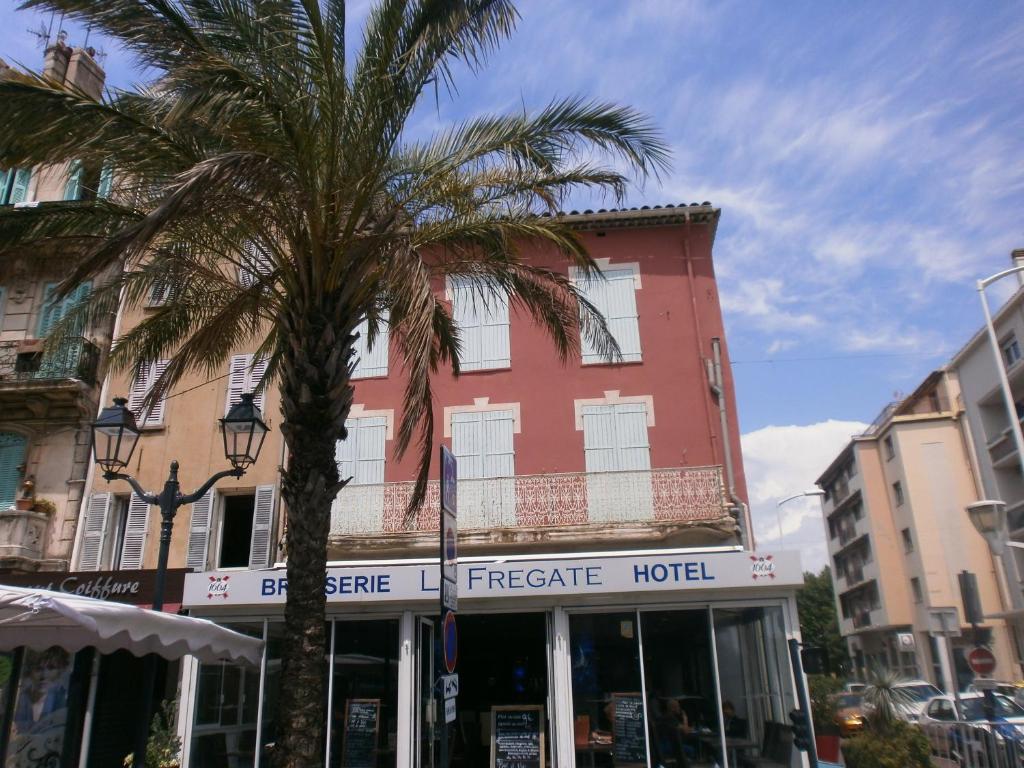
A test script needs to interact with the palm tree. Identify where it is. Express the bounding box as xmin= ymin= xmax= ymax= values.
xmin=862 ymin=668 xmax=918 ymax=732
xmin=0 ymin=1 xmax=668 ymax=765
